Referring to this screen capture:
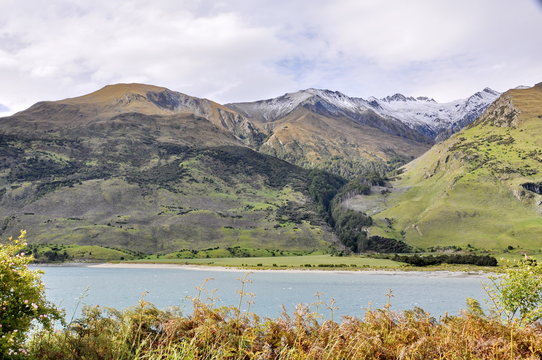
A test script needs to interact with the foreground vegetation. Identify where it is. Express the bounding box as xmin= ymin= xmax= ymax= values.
xmin=4 ymin=231 xmax=542 ymax=359
xmin=28 ymin=294 xmax=542 ymax=359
